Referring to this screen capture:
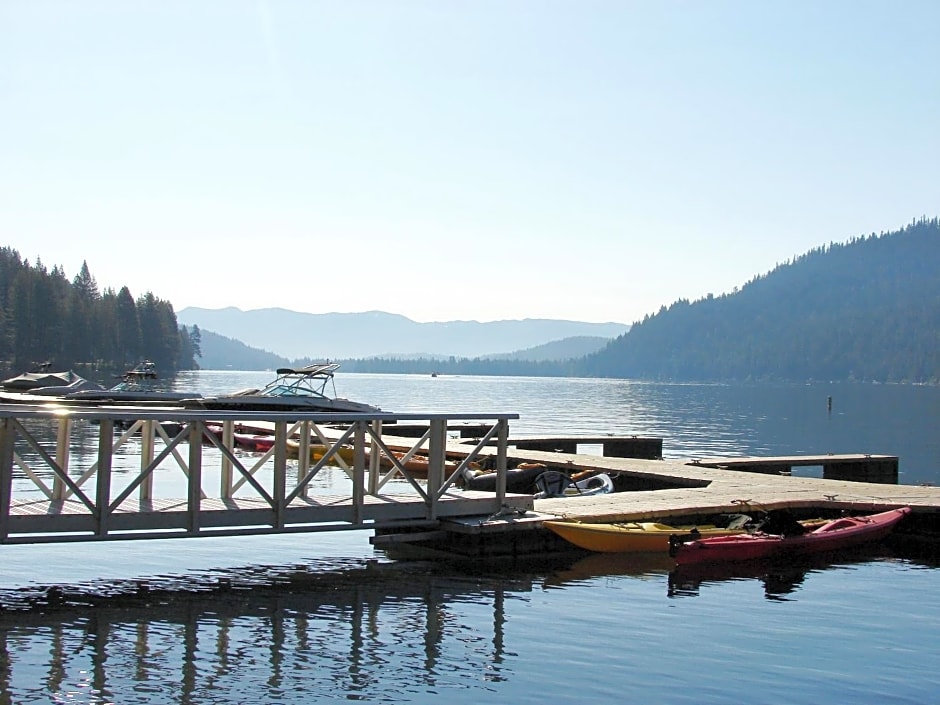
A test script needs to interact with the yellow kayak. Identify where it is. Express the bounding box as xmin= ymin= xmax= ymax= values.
xmin=286 ymin=439 xmax=356 ymax=464
xmin=543 ymin=520 xmax=744 ymax=553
